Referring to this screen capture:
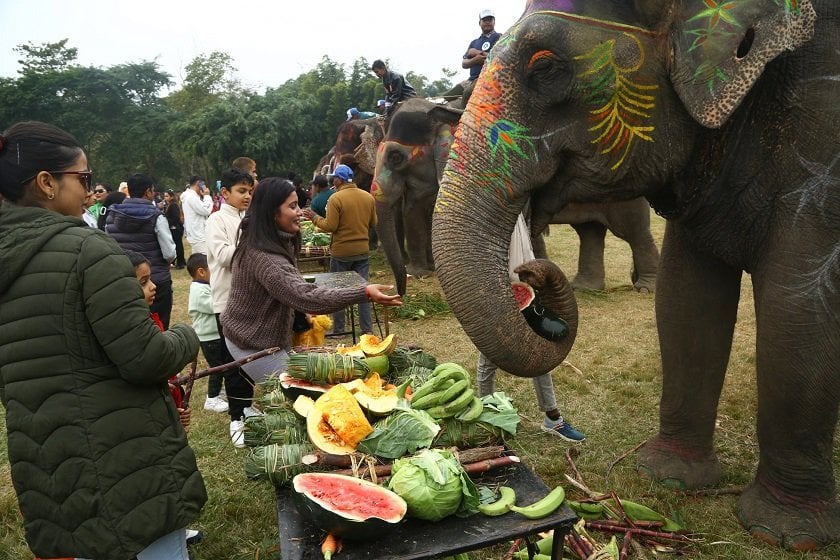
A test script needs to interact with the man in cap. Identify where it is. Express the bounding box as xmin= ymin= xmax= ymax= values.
xmin=346 ymin=107 xmax=378 ymax=121
xmin=302 ymin=165 xmax=378 ymax=336
xmin=462 ymin=9 xmax=501 ymax=82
